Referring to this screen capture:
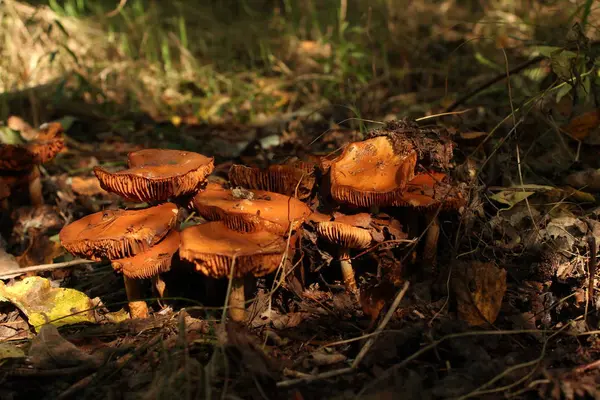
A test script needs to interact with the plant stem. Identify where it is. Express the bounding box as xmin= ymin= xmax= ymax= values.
xmin=228 ymin=276 xmax=246 ymax=322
